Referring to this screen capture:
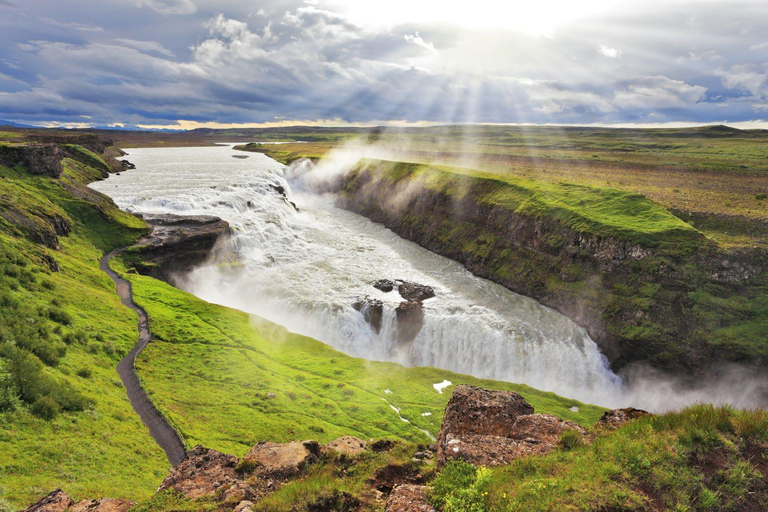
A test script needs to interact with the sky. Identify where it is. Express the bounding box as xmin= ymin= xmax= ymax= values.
xmin=0 ymin=0 xmax=767 ymax=129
